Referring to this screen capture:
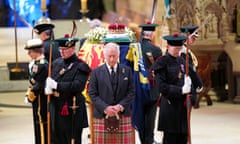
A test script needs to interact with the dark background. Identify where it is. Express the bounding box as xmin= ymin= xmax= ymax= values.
xmin=0 ymin=0 xmax=105 ymax=27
